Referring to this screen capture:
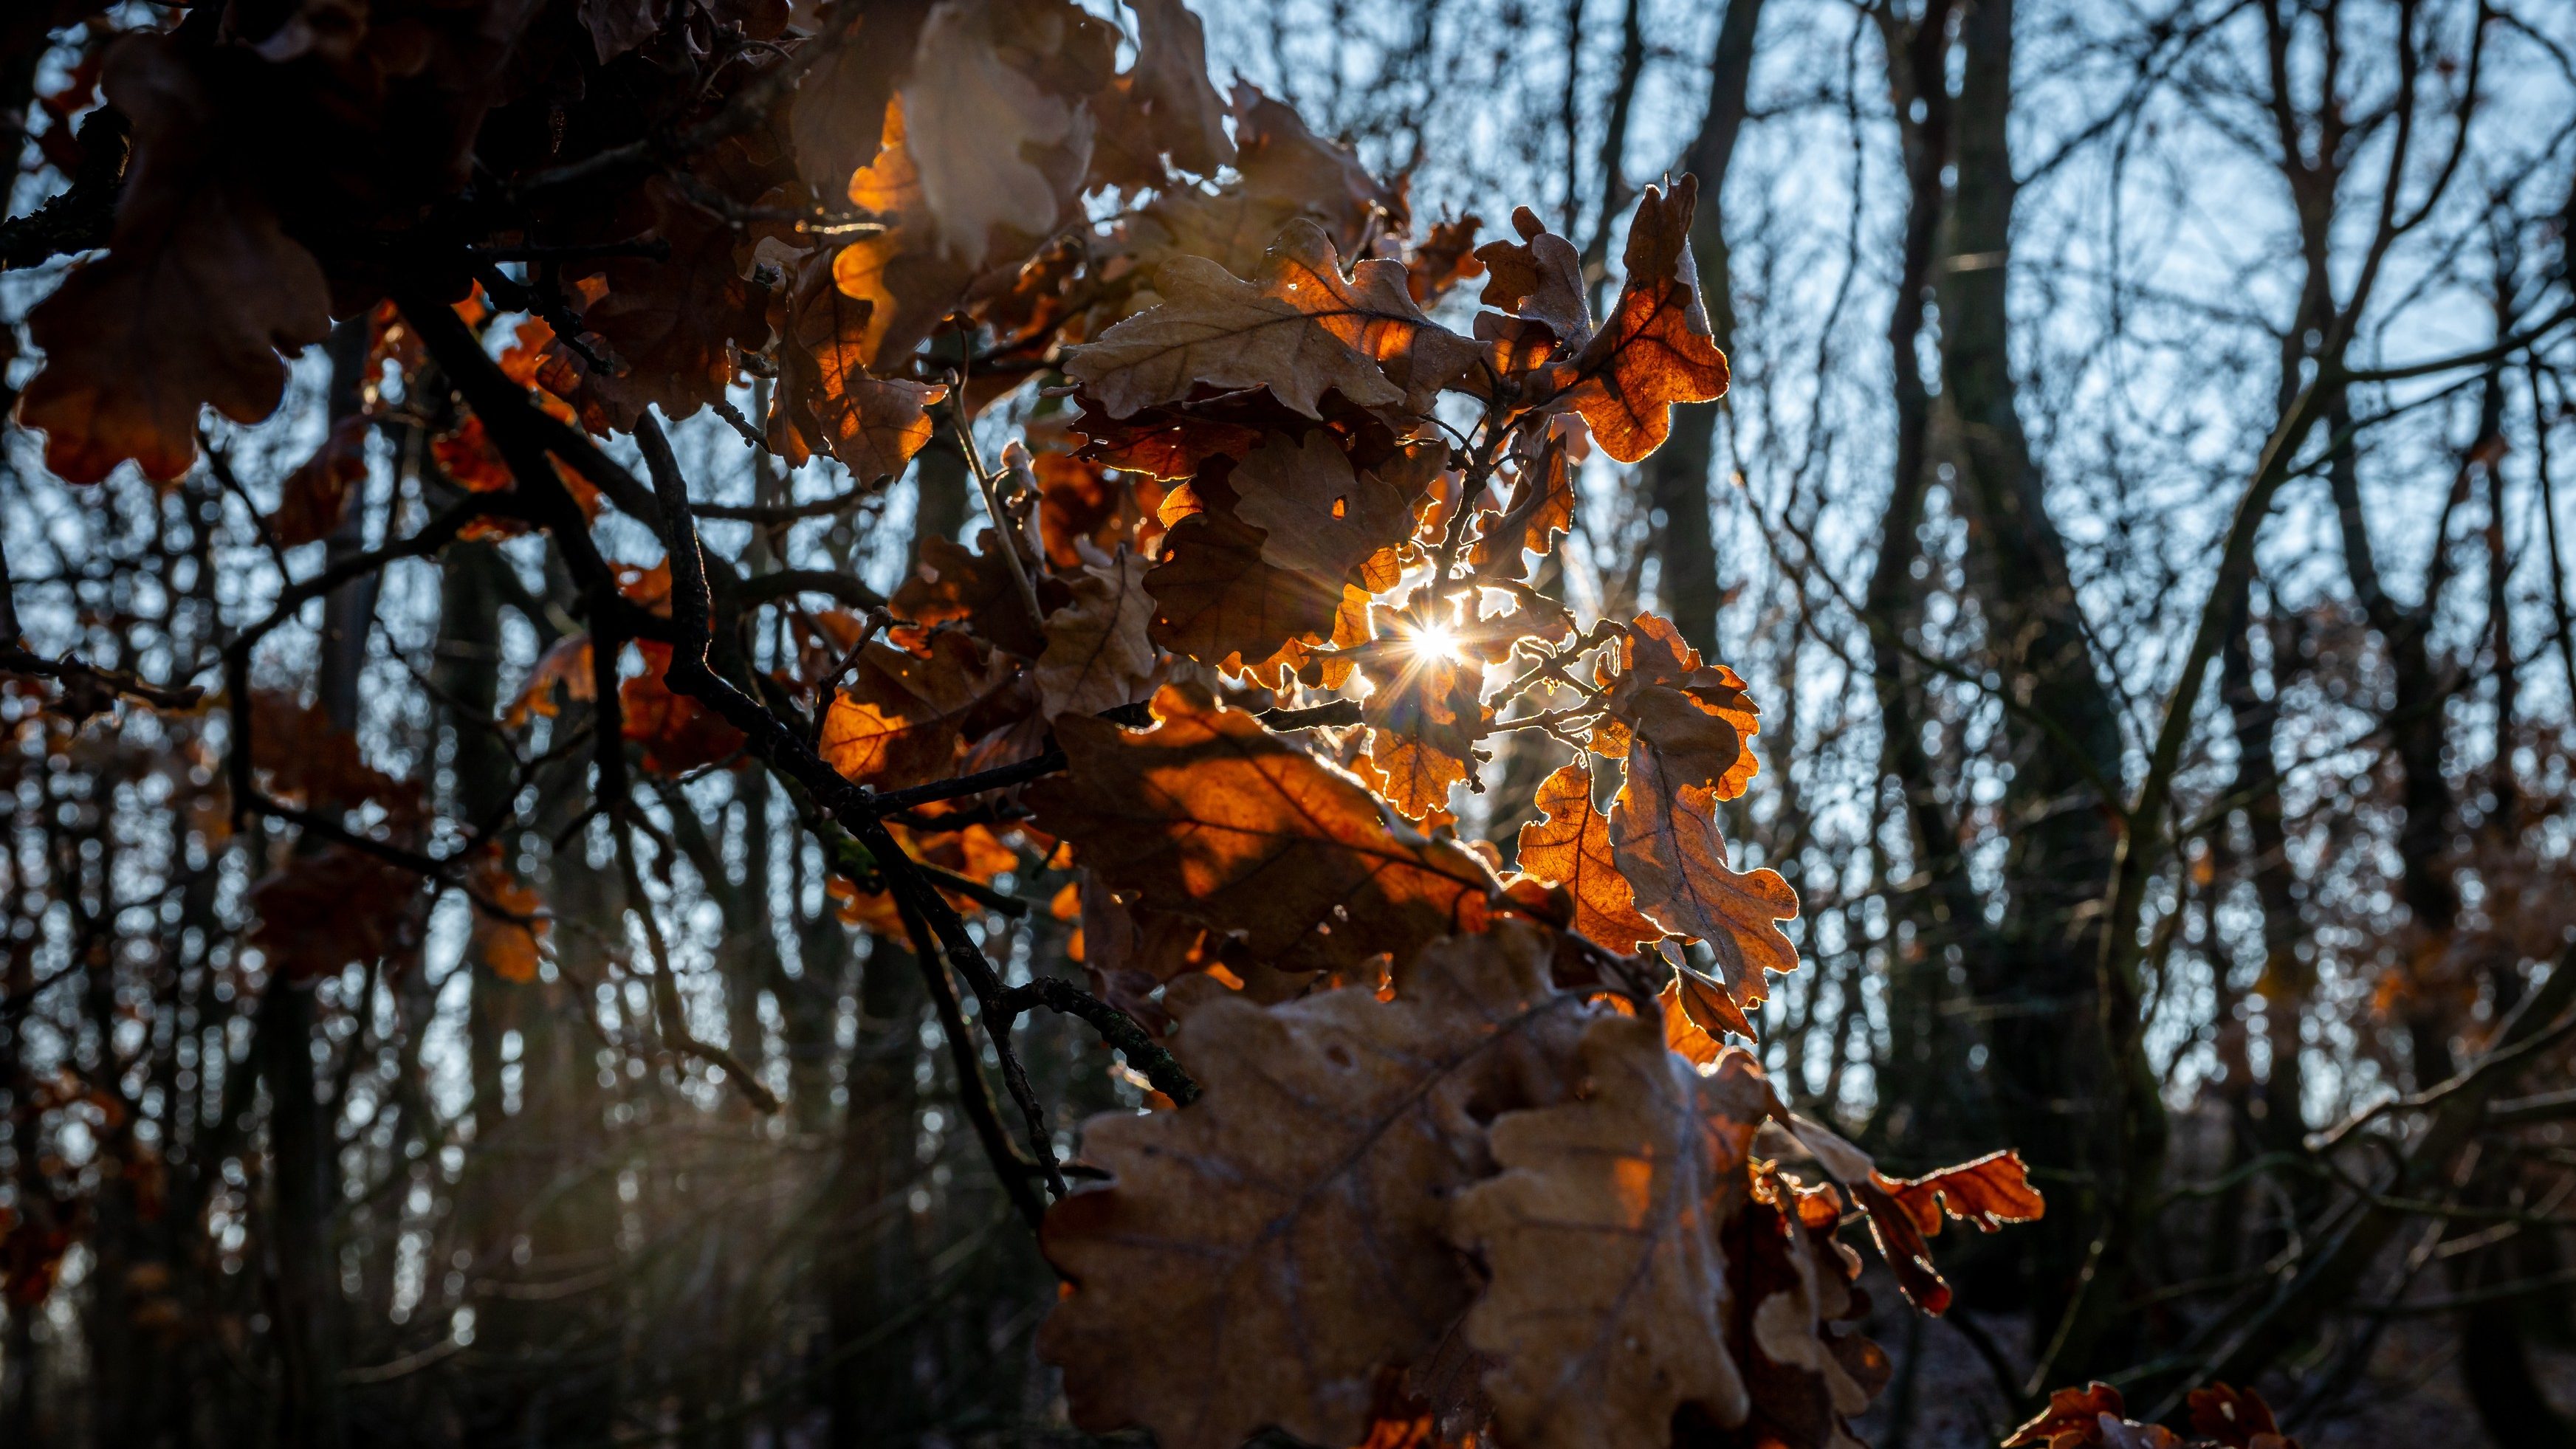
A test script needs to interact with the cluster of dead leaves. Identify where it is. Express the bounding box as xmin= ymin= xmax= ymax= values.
xmin=1037 ymin=921 xmax=2044 ymax=1449
xmin=2007 ymin=1382 xmax=2301 ymax=1449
